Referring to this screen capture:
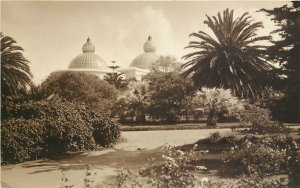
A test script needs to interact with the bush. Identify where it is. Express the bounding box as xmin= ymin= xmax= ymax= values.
xmin=110 ymin=144 xmax=208 ymax=188
xmin=41 ymin=71 xmax=118 ymax=112
xmin=222 ymin=134 xmax=294 ymax=177
xmin=209 ymin=132 xmax=221 ymax=142
xmin=286 ymin=139 xmax=300 ymax=187
xmin=1 ymin=119 xmax=46 ymax=163
xmin=239 ymin=103 xmax=289 ymax=134
xmin=1 ymin=99 xmax=120 ymax=164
